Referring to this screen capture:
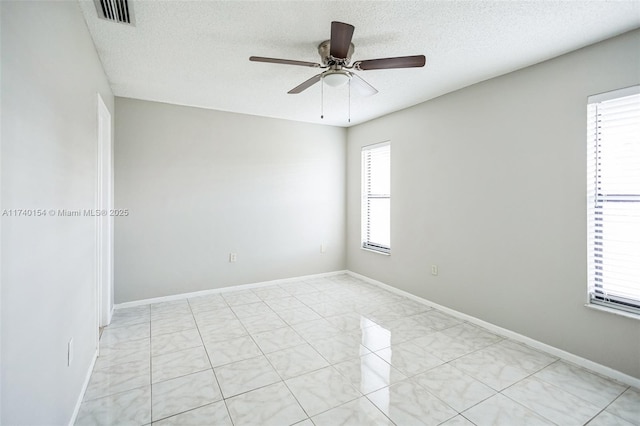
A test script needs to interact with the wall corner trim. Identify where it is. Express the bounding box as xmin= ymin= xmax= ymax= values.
xmin=347 ymin=271 xmax=640 ymax=389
